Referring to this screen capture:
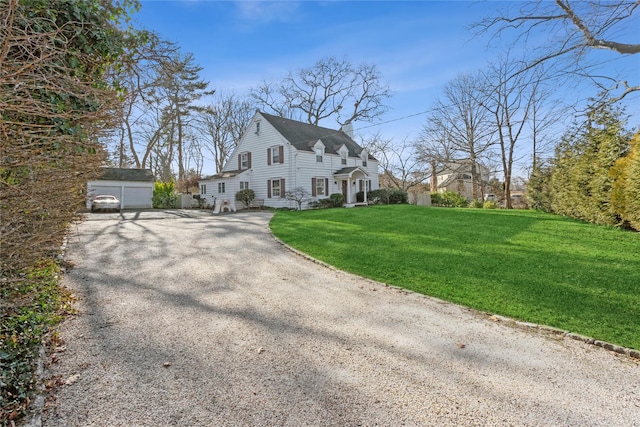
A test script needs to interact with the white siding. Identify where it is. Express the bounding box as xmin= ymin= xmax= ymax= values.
xmin=201 ymin=111 xmax=380 ymax=209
